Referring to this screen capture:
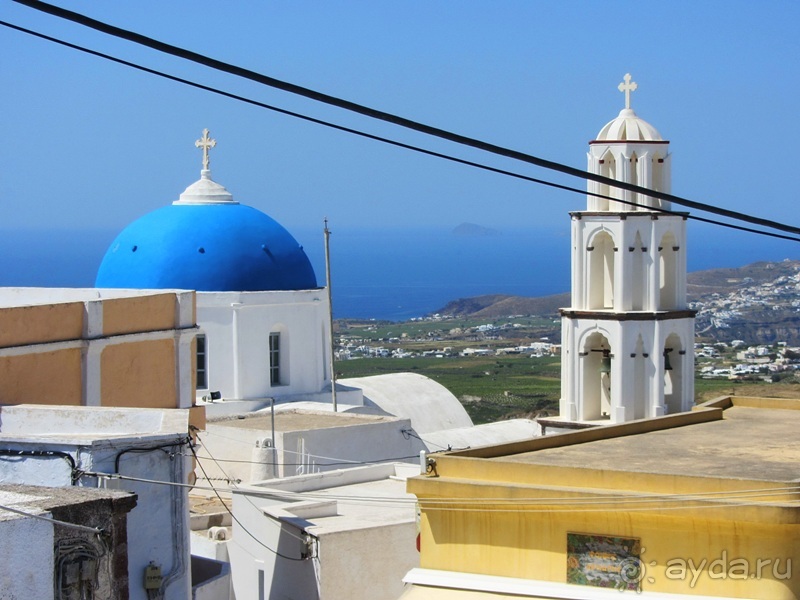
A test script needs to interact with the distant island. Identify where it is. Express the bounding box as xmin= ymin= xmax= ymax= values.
xmin=452 ymin=222 xmax=501 ymax=237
